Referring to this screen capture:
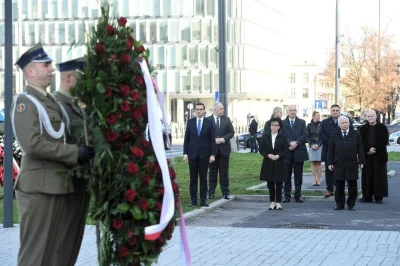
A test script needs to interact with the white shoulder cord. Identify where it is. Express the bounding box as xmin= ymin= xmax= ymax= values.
xmin=12 ymin=93 xmax=66 ymax=140
xmin=48 ymin=93 xmax=71 ymax=135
